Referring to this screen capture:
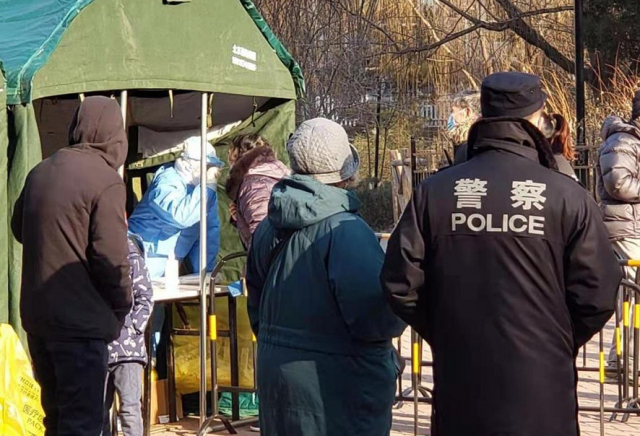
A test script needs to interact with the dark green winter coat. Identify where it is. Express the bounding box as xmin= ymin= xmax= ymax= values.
xmin=246 ymin=175 xmax=406 ymax=436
